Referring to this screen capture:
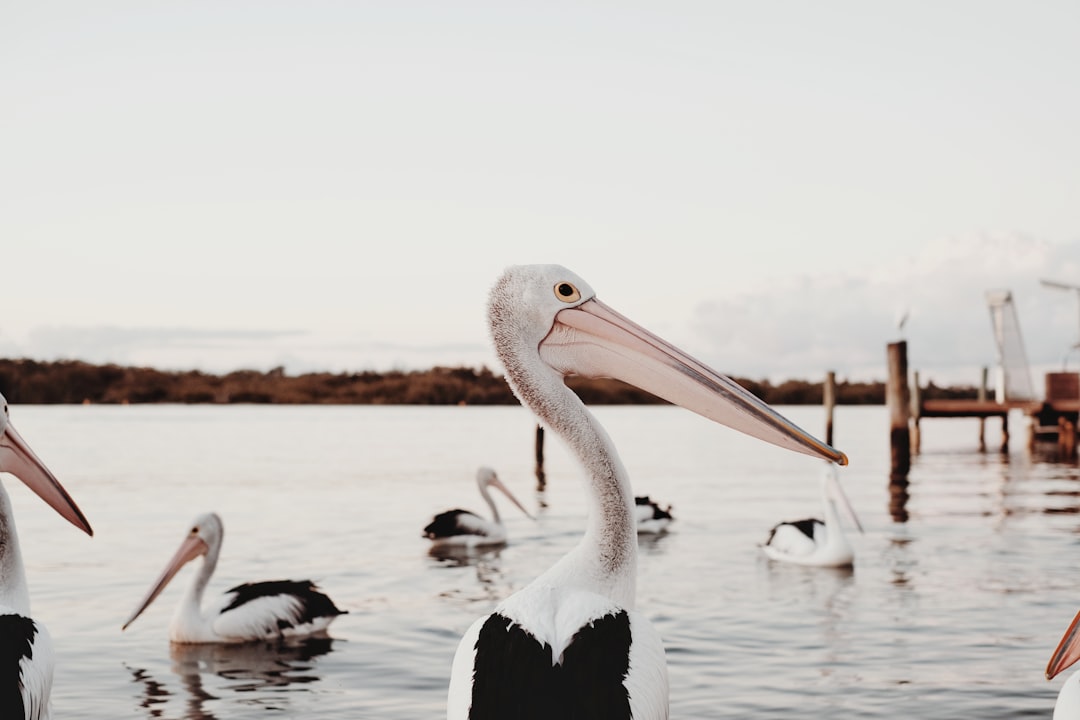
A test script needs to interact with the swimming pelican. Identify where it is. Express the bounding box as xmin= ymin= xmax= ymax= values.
xmin=634 ymin=496 xmax=673 ymax=534
xmin=447 ymin=265 xmax=846 ymax=719
xmin=122 ymin=512 xmax=345 ymax=644
xmin=0 ymin=393 xmax=94 ymax=720
xmin=1046 ymin=606 xmax=1080 ymax=718
xmin=424 ymin=466 xmax=534 ymax=548
xmin=761 ymin=463 xmax=864 ymax=568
